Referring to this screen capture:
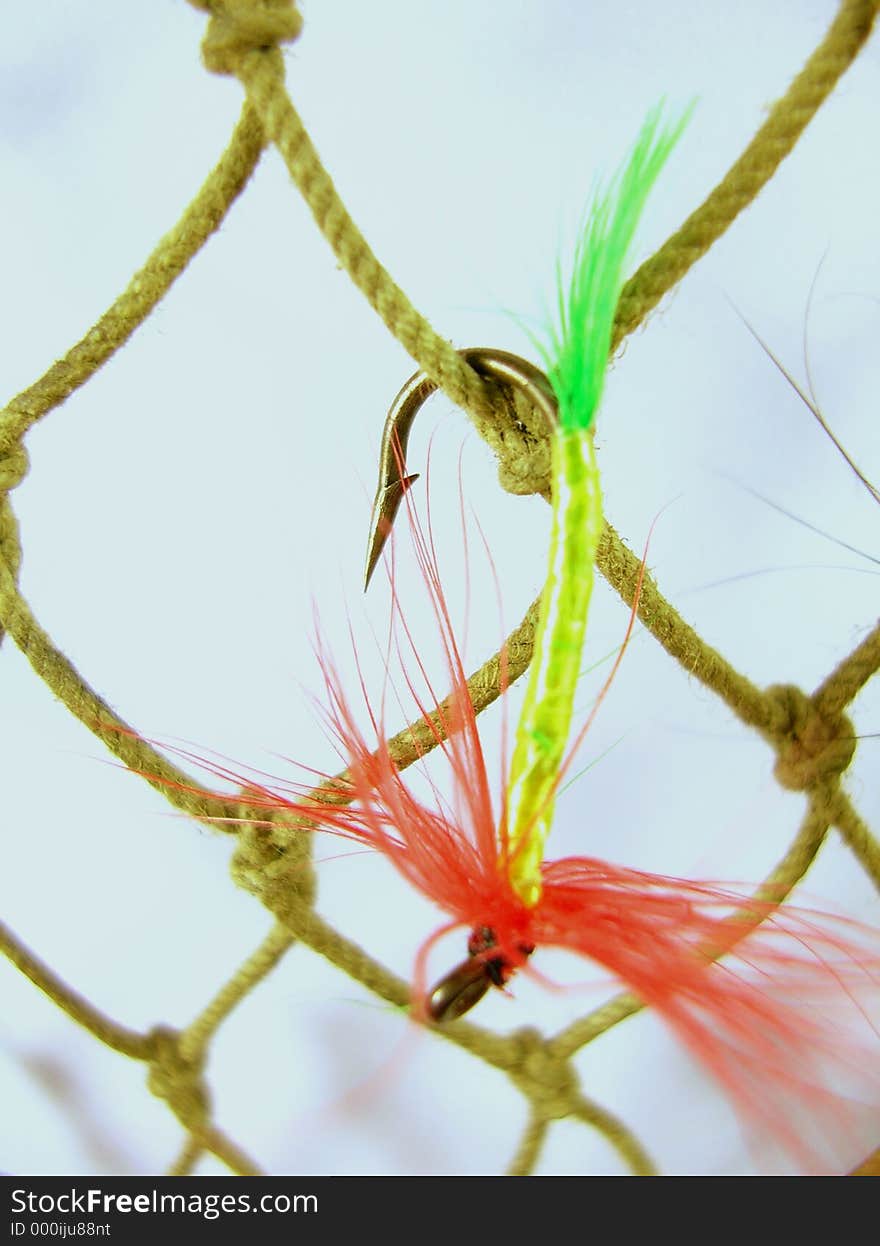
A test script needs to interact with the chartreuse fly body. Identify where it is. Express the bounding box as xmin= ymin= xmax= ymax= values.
xmin=504 ymin=105 xmax=690 ymax=908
